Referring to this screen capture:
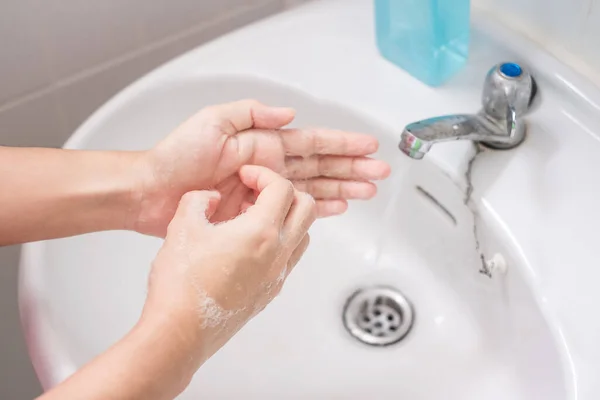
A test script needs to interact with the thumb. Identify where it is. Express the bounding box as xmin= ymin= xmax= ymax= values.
xmin=204 ymin=99 xmax=296 ymax=135
xmin=172 ymin=190 xmax=221 ymax=226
